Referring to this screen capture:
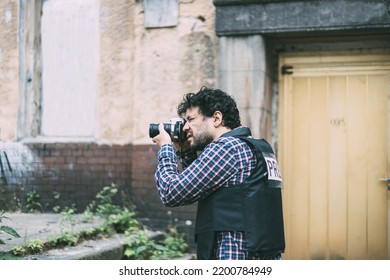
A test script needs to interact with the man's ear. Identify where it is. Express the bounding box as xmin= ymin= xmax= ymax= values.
xmin=213 ymin=111 xmax=223 ymax=127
